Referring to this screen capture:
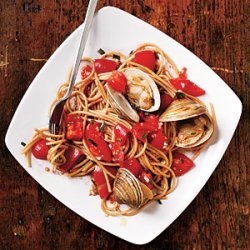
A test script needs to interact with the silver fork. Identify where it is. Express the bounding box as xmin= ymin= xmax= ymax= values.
xmin=49 ymin=0 xmax=98 ymax=134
